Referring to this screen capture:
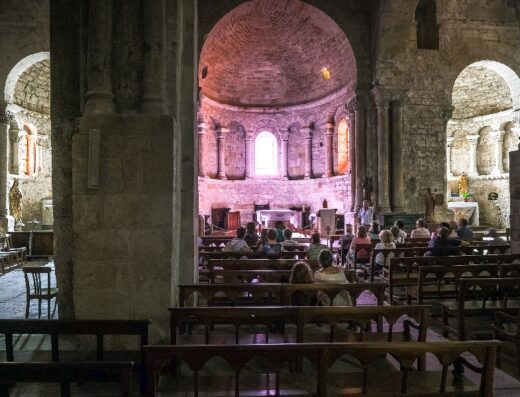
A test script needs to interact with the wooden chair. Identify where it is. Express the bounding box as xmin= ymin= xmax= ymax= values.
xmin=346 ymin=243 xmax=373 ymax=280
xmin=23 ymin=266 xmax=58 ymax=319
xmin=492 ymin=310 xmax=520 ymax=371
